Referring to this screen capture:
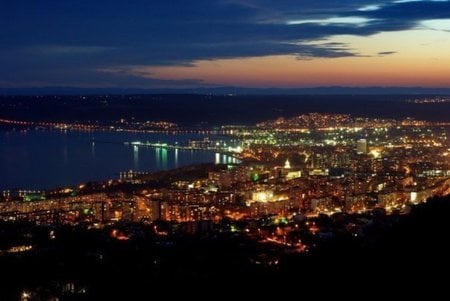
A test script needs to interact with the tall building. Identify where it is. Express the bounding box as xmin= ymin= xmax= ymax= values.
xmin=152 ymin=200 xmax=162 ymax=221
xmin=357 ymin=139 xmax=367 ymax=154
